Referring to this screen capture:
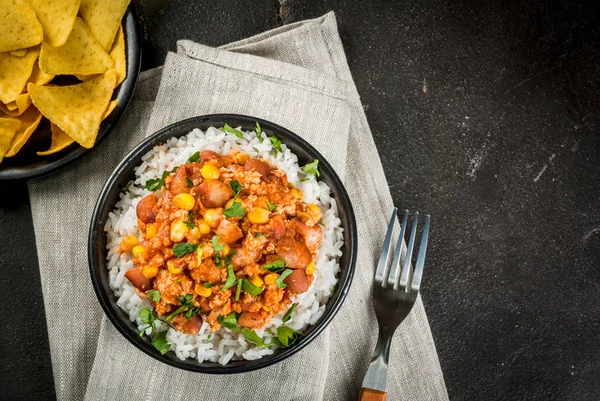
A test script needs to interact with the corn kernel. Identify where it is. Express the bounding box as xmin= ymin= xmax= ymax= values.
xmin=203 ymin=208 xmax=221 ymax=228
xmin=250 ymin=275 xmax=264 ymax=287
xmin=248 ymin=207 xmax=270 ymax=224
xmin=264 ymin=273 xmax=279 ymax=285
xmin=222 ymin=243 xmax=231 ymax=256
xmin=167 ymin=259 xmax=183 ymax=274
xmin=188 ymin=226 xmax=202 ymax=240
xmin=172 ymin=193 xmax=195 ymax=210
xmin=170 ymin=220 xmax=188 ymax=242
xmin=197 ymin=220 xmax=212 ymax=235
xmin=296 ymin=212 xmax=312 ymax=222
xmin=225 ymin=198 xmax=235 ymax=209
xmin=201 ymin=163 xmax=220 ymax=179
xmin=141 ymin=264 xmax=158 ymax=279
xmin=290 ymin=188 xmax=303 ymax=199
xmin=132 ymin=245 xmax=147 ymax=259
xmin=196 ymin=248 xmax=203 ymax=265
xmin=308 ymin=204 xmax=322 ymax=220
xmin=236 ymin=152 xmax=250 ymax=164
xmin=120 ymin=236 xmax=139 ymax=252
xmin=195 ymin=283 xmax=212 ymax=297
xmin=146 ymin=224 xmax=157 ymax=239
xmin=306 ymin=262 xmax=316 ymax=275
